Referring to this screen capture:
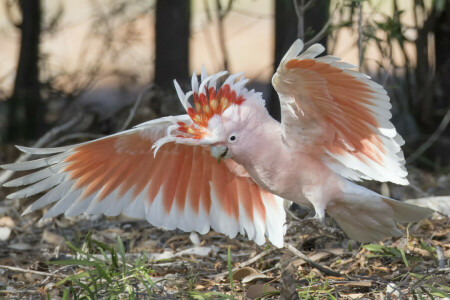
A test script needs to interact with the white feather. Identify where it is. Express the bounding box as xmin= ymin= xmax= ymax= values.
xmin=1 ymin=152 xmax=70 ymax=171
xmin=7 ymin=173 xmax=68 ymax=199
